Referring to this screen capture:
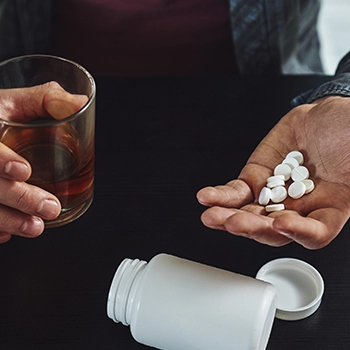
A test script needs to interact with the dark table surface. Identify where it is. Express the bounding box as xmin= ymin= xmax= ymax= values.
xmin=1 ymin=75 xmax=349 ymax=350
